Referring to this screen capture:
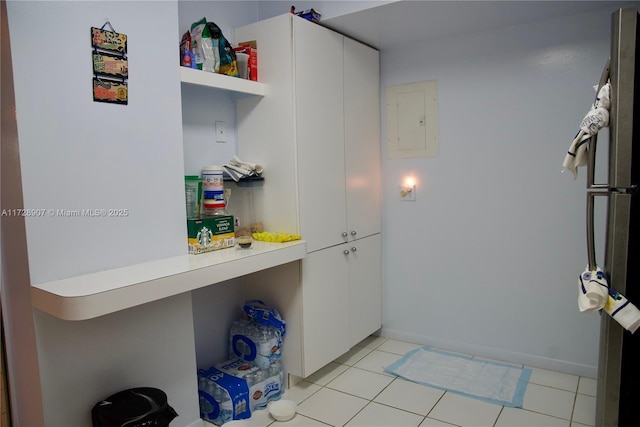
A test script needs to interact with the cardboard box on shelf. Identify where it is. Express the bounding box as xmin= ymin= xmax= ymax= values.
xmin=237 ymin=41 xmax=258 ymax=82
xmin=187 ymin=215 xmax=235 ymax=254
